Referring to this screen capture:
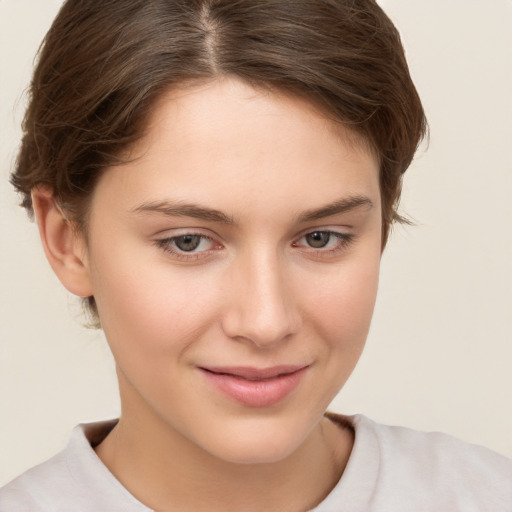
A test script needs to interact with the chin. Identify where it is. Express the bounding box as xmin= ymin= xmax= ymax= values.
xmin=212 ymin=441 xmax=297 ymax=466
xmin=196 ymin=416 xmax=314 ymax=466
